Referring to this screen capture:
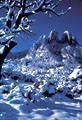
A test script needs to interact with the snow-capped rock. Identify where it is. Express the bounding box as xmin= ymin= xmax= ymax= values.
xmin=61 ymin=31 xmax=79 ymax=46
xmin=48 ymin=29 xmax=58 ymax=41
xmin=61 ymin=31 xmax=72 ymax=43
